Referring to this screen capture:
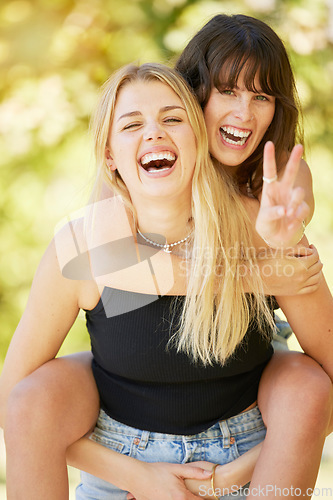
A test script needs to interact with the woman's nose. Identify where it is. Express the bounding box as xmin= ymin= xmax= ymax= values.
xmin=233 ymin=98 xmax=254 ymax=122
xmin=143 ymin=122 xmax=166 ymax=141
